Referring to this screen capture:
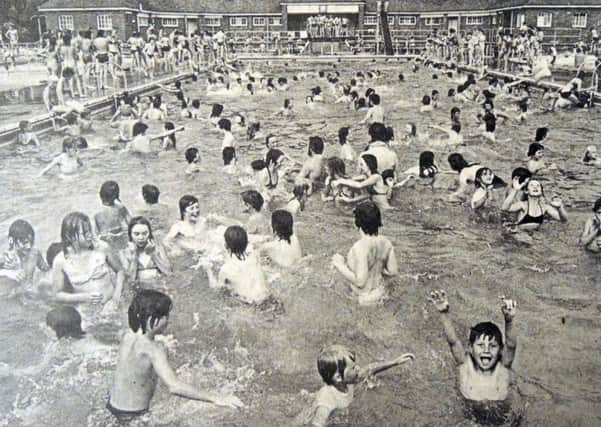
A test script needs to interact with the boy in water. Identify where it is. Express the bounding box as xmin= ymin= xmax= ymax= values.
xmin=296 ymin=136 xmax=325 ymax=196
xmin=38 ymin=138 xmax=83 ymax=177
xmin=108 ymin=290 xmax=243 ymax=422
xmin=305 ymin=345 xmax=414 ymax=427
xmin=578 ymin=197 xmax=601 ymax=253
xmin=241 ymin=190 xmax=270 ymax=236
xmin=429 ymin=290 xmax=518 ymax=407
xmin=94 ymin=181 xmax=132 ymax=247
xmin=139 ymin=184 xmax=170 ymax=233
xmin=0 ymin=219 xmax=48 ymax=284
